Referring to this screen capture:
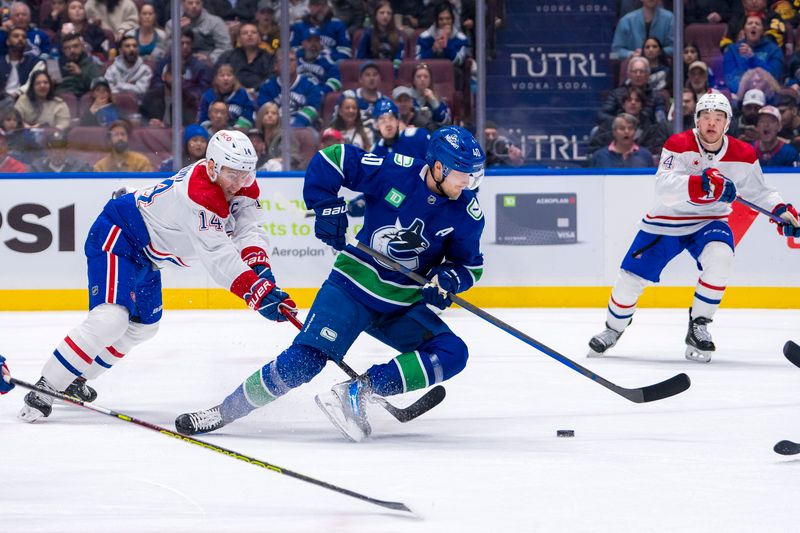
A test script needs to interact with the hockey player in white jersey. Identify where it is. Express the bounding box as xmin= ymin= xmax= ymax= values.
xmin=588 ymin=92 xmax=799 ymax=362
xmin=19 ymin=130 xmax=296 ymax=421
